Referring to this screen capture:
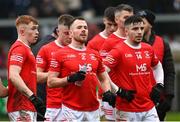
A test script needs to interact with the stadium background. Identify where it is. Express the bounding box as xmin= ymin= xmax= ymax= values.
xmin=0 ymin=0 xmax=180 ymax=121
